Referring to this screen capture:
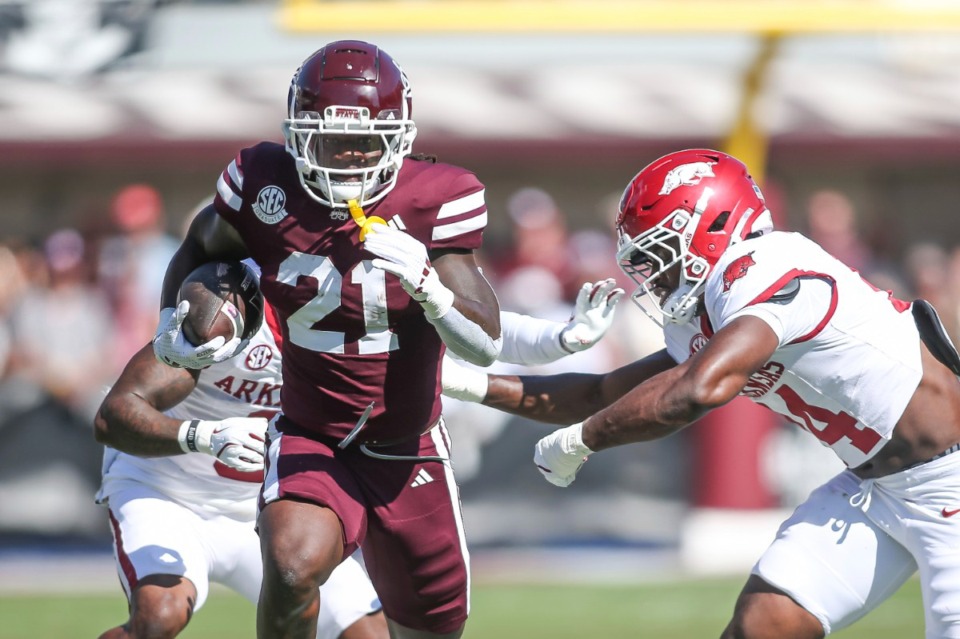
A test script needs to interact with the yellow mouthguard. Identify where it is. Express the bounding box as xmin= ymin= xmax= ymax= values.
xmin=347 ymin=199 xmax=386 ymax=242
